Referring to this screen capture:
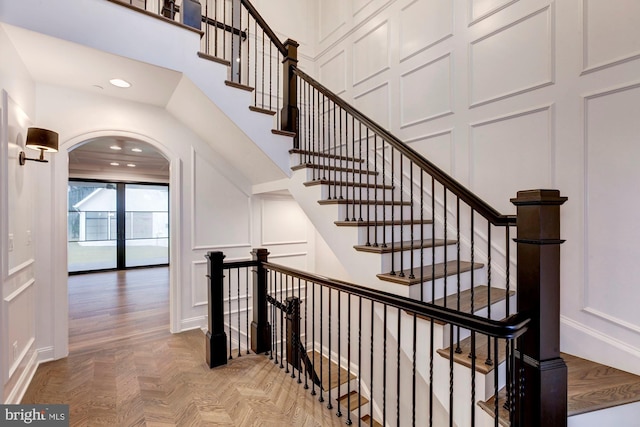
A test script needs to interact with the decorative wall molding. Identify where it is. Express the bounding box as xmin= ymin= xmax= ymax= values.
xmin=180 ymin=316 xmax=206 ymax=332
xmin=269 ymin=251 xmax=308 ymax=260
xmin=353 ymin=20 xmax=390 ymax=86
xmin=4 ymin=278 xmax=34 ymax=303
xmin=319 ymin=0 xmax=346 ymax=42
xmin=7 ymin=337 xmax=34 ymax=380
xmin=562 ymin=315 xmax=640 ymax=360
xmin=581 ymin=0 xmax=640 ymax=75
xmin=7 ymin=258 xmax=34 ymax=279
xmin=583 ymin=307 xmax=640 ymax=335
xmin=354 ymin=82 xmax=390 ymax=128
xmin=399 ymin=0 xmax=453 ymax=62
xmin=469 ymin=4 xmax=555 ymax=107
xmin=4 ymin=344 xmax=37 ymax=404
xmin=400 ymin=53 xmax=453 ymax=128
xmin=468 ymin=0 xmax=519 ymax=27
xmin=319 ymin=49 xmax=348 ymax=95
xmin=192 ymin=243 xmax=252 ymax=252
xmin=191 ymin=260 xmax=207 ymax=308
